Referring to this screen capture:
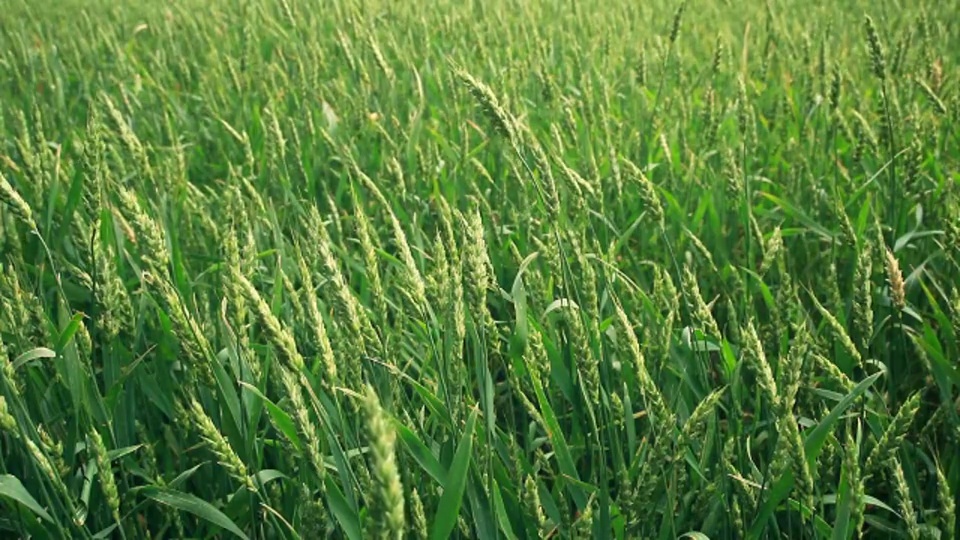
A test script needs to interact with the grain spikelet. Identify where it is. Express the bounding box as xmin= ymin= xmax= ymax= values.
xmin=621 ymin=157 xmax=664 ymax=229
xmin=462 ymin=202 xmax=500 ymax=363
xmin=864 ymin=391 xmax=921 ymax=478
xmin=454 ymin=66 xmax=518 ymax=144
xmin=25 ymin=437 xmax=71 ymax=501
xmin=852 ymin=239 xmax=874 ymax=355
xmin=355 ymin=170 xmax=427 ymax=314
xmin=309 ymin=205 xmax=367 ymax=389
xmin=741 ymin=321 xmax=779 ymax=410
xmin=864 ymin=16 xmax=887 ymax=81
xmin=843 ymin=421 xmax=866 ymax=535
xmin=884 ymin=247 xmax=906 ymax=310
xmin=759 ymin=226 xmax=783 ymax=276
xmin=234 ymin=271 xmax=306 ymax=373
xmin=936 ymin=459 xmax=956 ymax=540
xmin=279 ymin=366 xmax=326 ymax=482
xmin=681 ymin=263 xmax=722 ymax=341
xmin=363 ymin=385 xmax=405 ymax=540
xmin=142 ymin=272 xmax=215 ymax=386
xmin=0 ymin=172 xmax=37 ymax=231
xmin=891 ymin=458 xmax=921 ymax=540
xmin=808 ymin=291 xmax=863 ymax=370
xmin=0 ymin=396 xmax=16 ymax=434
xmin=116 ymin=185 xmax=170 ymax=274
xmin=180 ymin=397 xmax=256 ymax=492
xmin=612 ymin=293 xmax=673 ymax=429
xmin=352 ymin=190 xmax=387 ymax=323
xmin=409 ymin=488 xmax=428 ymax=540
xmin=88 ymin=427 xmax=121 ymax=522
xmin=100 ymin=93 xmax=151 ymax=178
xmin=295 ymin=245 xmax=338 ymax=385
